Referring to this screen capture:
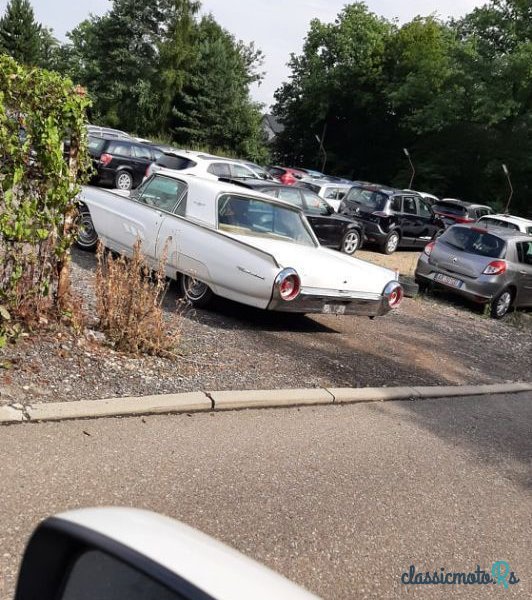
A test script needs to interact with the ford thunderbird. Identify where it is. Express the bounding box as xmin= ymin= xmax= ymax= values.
xmin=76 ymin=172 xmax=403 ymax=316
